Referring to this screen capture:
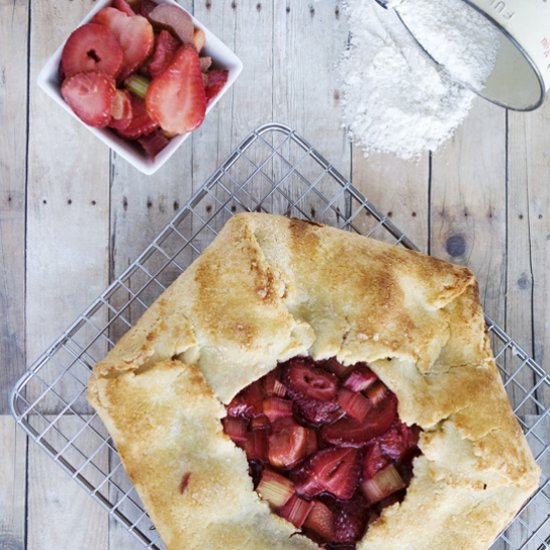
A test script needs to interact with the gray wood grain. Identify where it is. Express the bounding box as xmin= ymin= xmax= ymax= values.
xmin=0 ymin=1 xmax=548 ymax=548
xmin=0 ymin=0 xmax=29 ymax=413
xmin=0 ymin=416 xmax=26 ymax=550
xmin=25 ymin=0 xmax=111 ymax=411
